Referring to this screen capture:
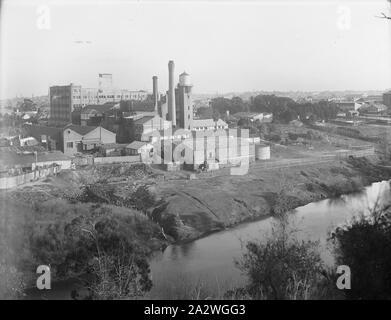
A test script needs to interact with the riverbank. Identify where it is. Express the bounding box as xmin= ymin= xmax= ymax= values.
xmin=3 ymin=156 xmax=391 ymax=298
xmin=151 ymin=156 xmax=391 ymax=242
